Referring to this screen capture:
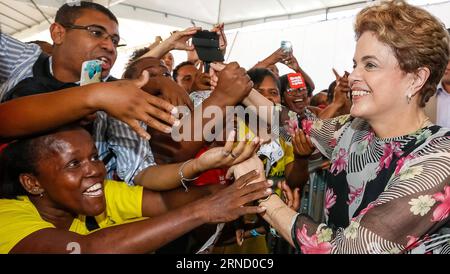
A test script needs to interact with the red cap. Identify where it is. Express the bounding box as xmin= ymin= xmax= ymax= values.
xmin=287 ymin=73 xmax=306 ymax=89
